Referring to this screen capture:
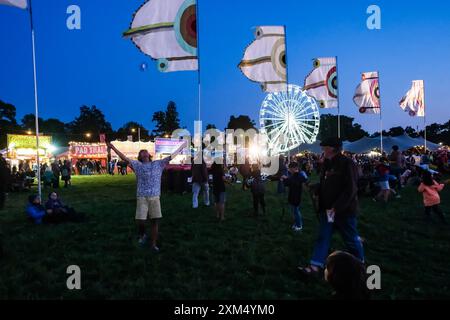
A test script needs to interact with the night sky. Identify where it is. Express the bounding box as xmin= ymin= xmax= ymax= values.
xmin=1 ymin=0 xmax=449 ymax=135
